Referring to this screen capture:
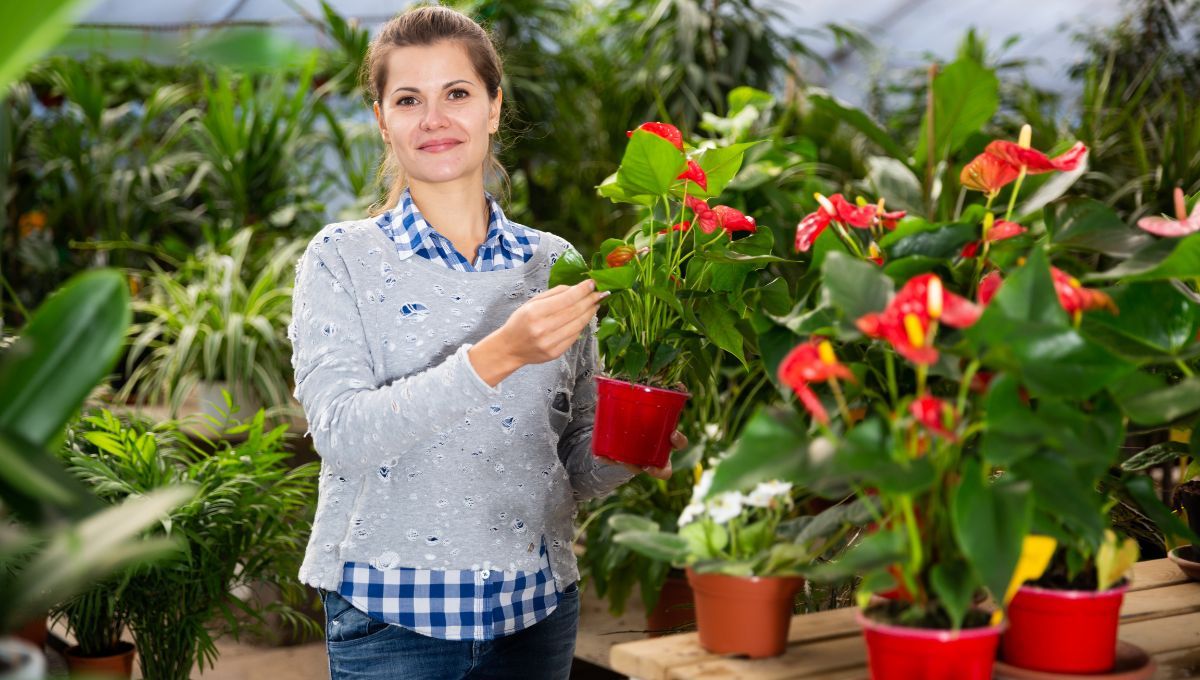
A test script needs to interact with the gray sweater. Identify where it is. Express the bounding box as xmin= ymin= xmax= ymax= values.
xmin=289 ymin=218 xmax=635 ymax=591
